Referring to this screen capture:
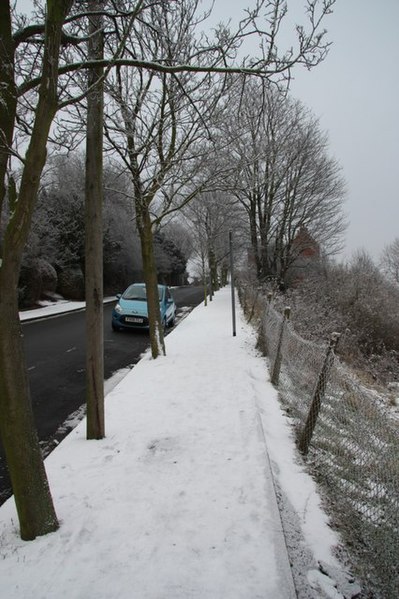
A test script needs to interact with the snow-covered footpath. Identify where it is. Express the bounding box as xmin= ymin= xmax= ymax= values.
xmin=0 ymin=288 xmax=349 ymax=598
